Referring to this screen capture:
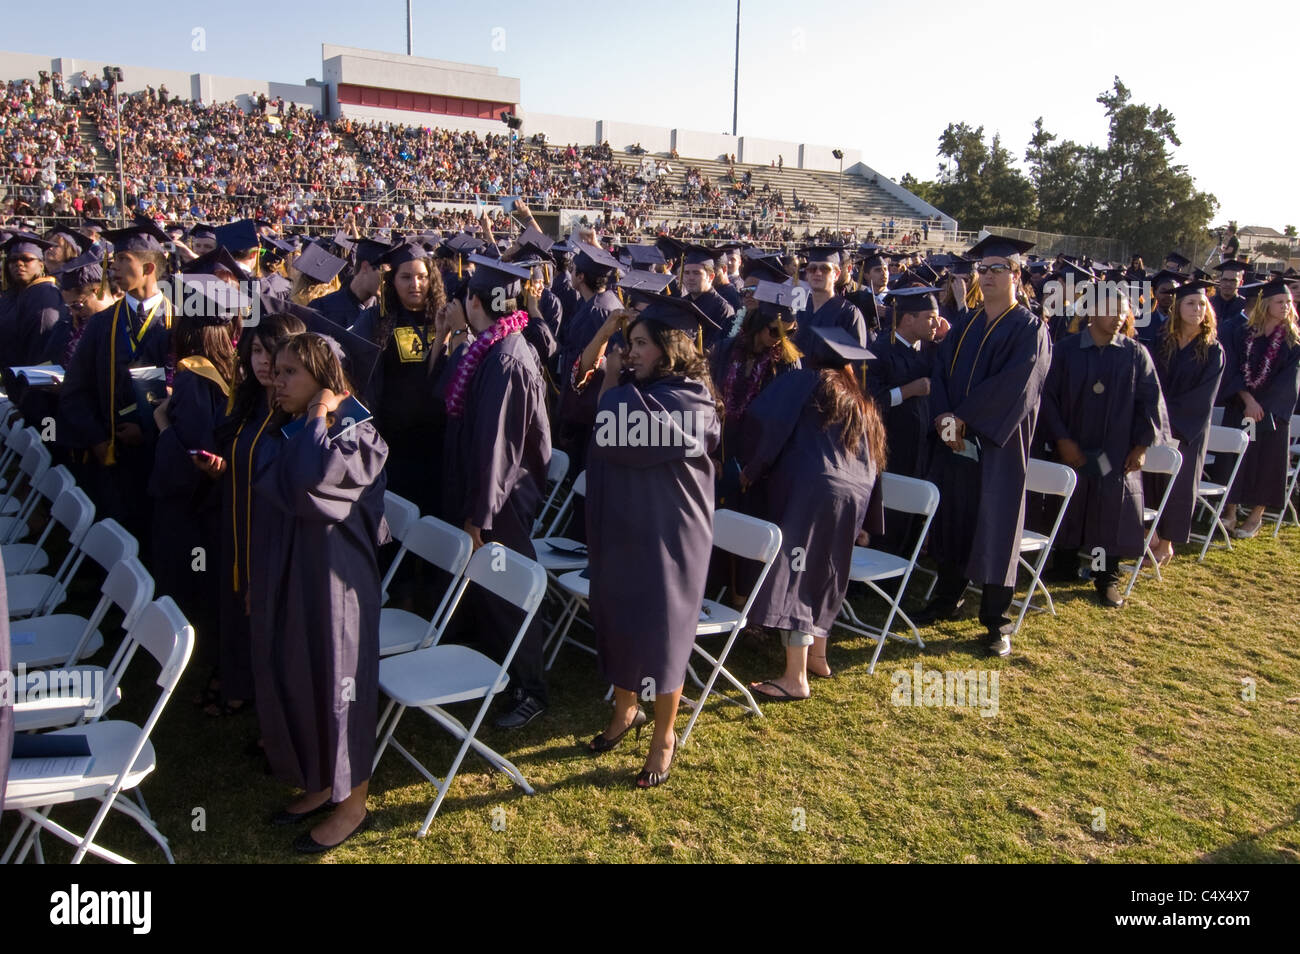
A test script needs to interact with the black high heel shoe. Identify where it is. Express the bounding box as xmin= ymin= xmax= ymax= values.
xmin=635 ymin=735 xmax=678 ymax=789
xmin=587 ymin=707 xmax=648 ymax=753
